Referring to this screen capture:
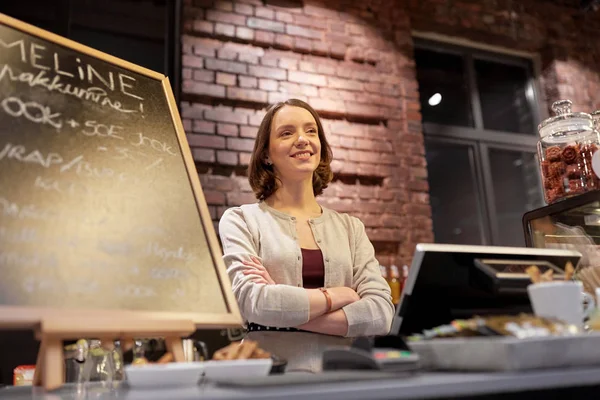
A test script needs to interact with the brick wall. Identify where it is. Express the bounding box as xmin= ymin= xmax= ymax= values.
xmin=181 ymin=0 xmax=431 ymax=267
xmin=181 ymin=0 xmax=600 ymax=267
